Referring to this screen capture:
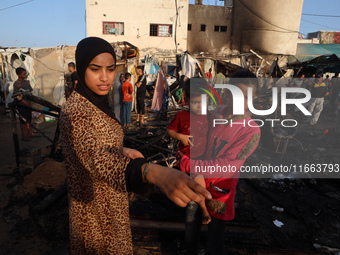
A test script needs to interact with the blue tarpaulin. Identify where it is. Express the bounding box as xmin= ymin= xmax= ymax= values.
xmin=289 ymin=44 xmax=340 ymax=64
